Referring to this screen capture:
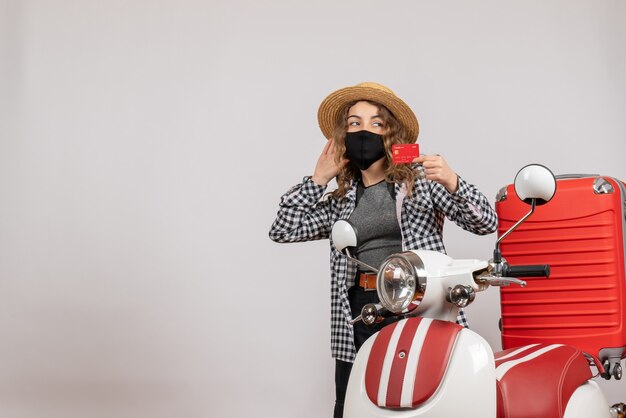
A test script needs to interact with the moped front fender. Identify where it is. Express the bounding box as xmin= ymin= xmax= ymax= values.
xmin=344 ymin=321 xmax=496 ymax=418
